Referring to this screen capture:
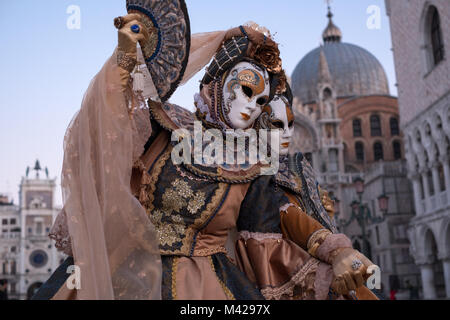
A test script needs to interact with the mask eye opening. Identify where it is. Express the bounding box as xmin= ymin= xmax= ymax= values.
xmin=271 ymin=120 xmax=284 ymax=129
xmin=241 ymin=85 xmax=253 ymax=99
xmin=256 ymin=97 xmax=268 ymax=106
